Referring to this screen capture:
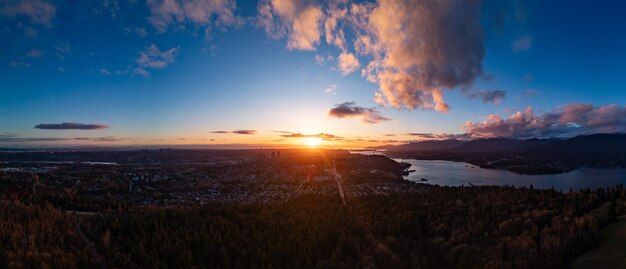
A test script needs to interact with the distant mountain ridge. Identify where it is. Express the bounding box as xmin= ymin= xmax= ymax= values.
xmin=385 ymin=133 xmax=626 ymax=174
